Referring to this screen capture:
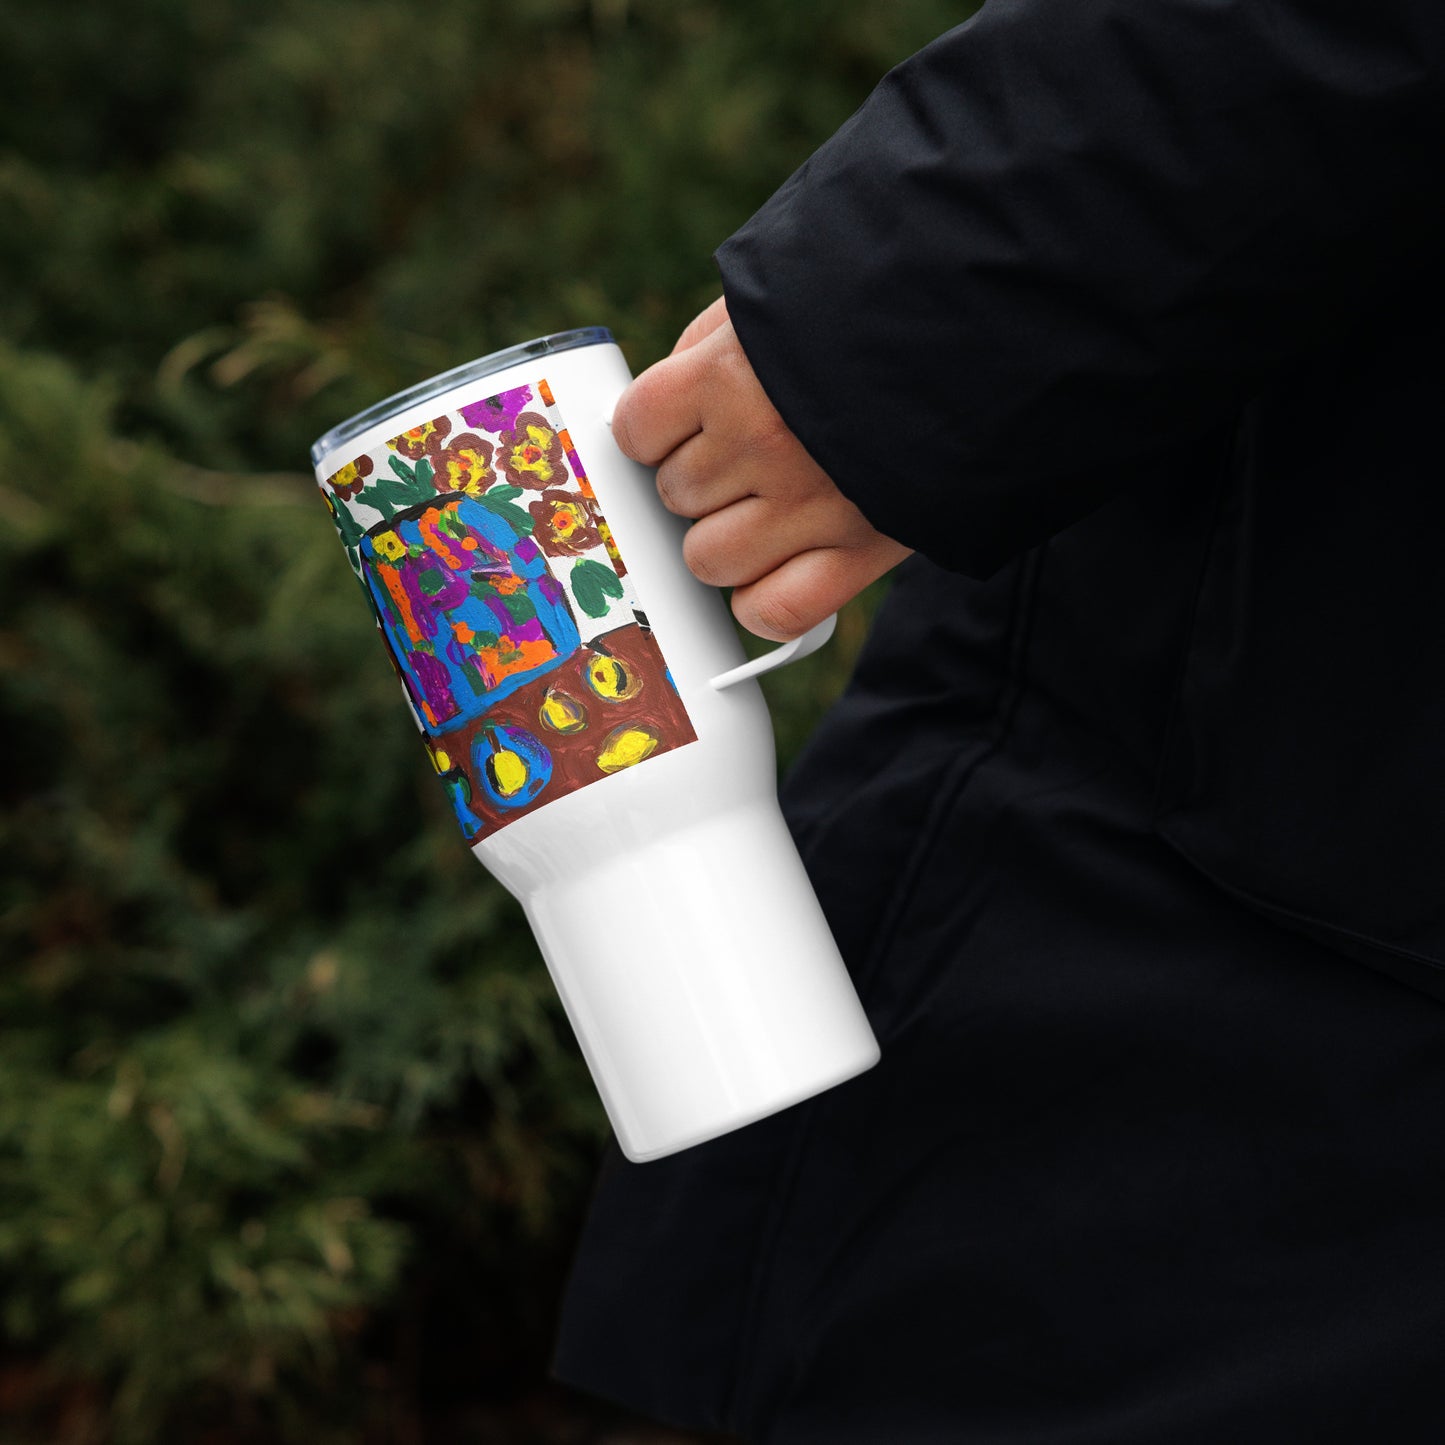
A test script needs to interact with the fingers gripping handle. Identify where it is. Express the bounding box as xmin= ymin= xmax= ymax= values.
xmin=602 ymin=395 xmax=838 ymax=692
